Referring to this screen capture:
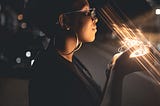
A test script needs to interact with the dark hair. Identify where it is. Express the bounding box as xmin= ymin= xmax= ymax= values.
xmin=24 ymin=0 xmax=89 ymax=37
